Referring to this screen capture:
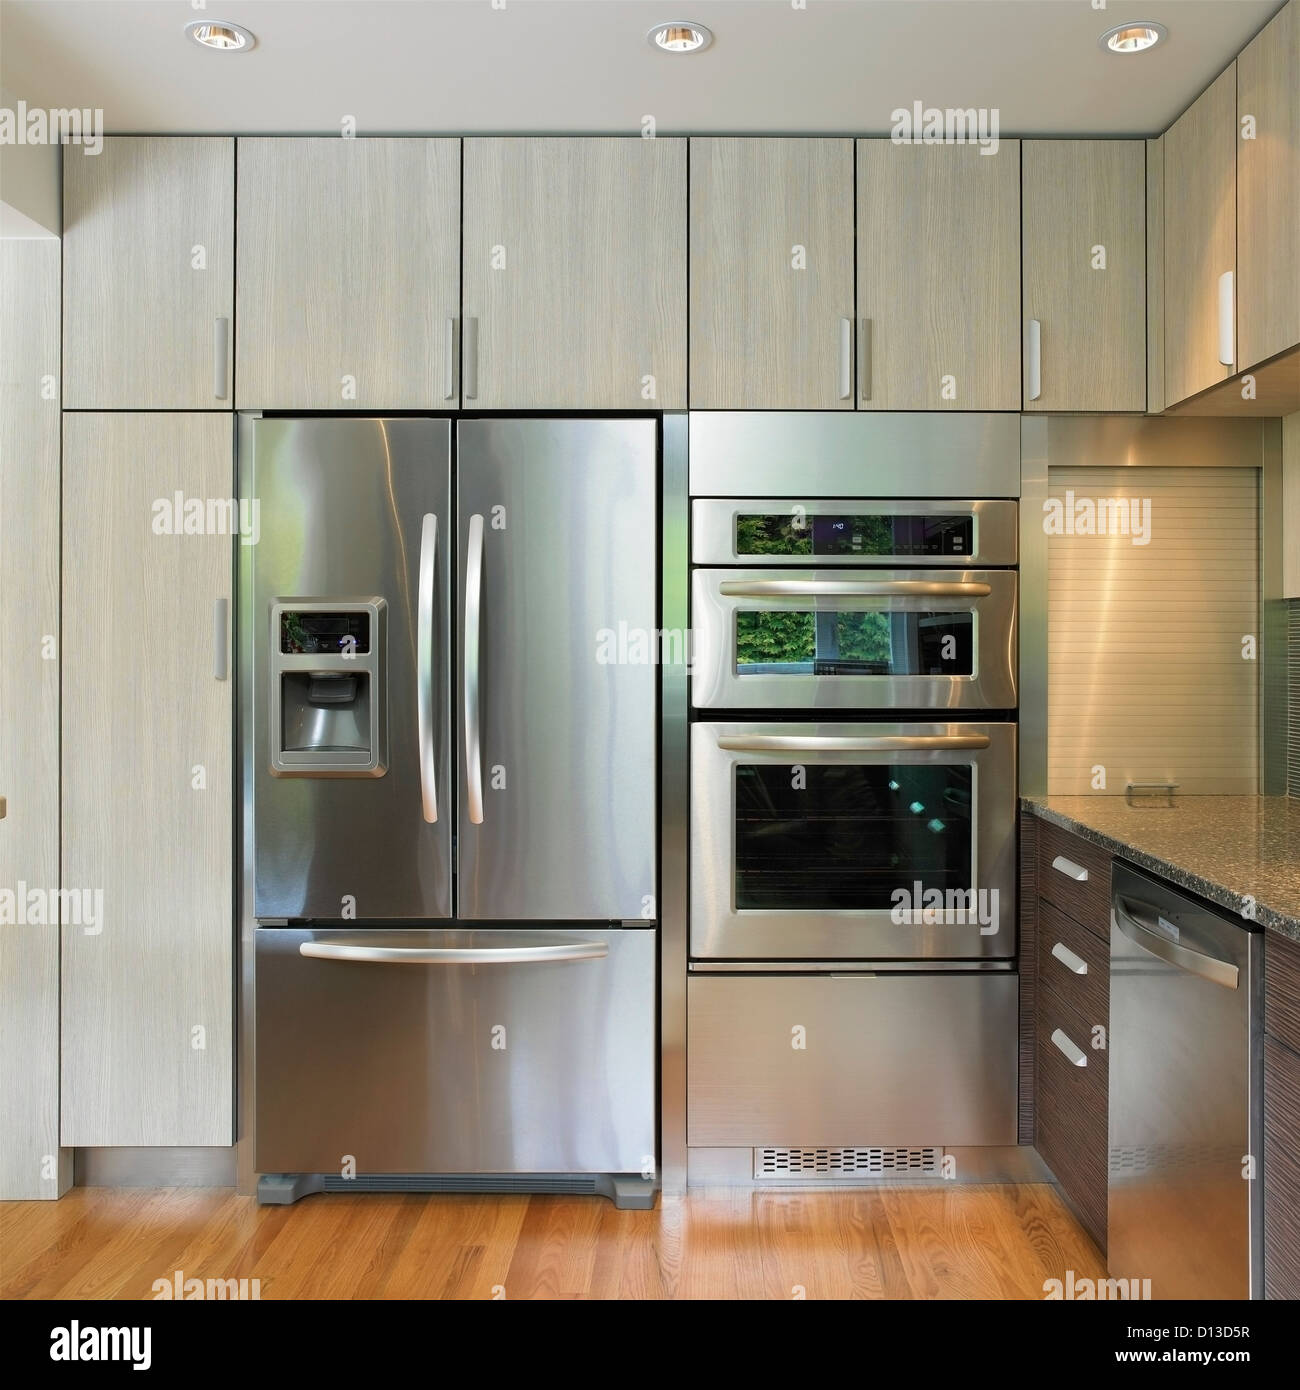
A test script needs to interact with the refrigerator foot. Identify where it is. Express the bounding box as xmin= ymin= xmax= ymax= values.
xmin=596 ymin=1174 xmax=658 ymax=1211
xmin=256 ymin=1172 xmax=325 ymax=1206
